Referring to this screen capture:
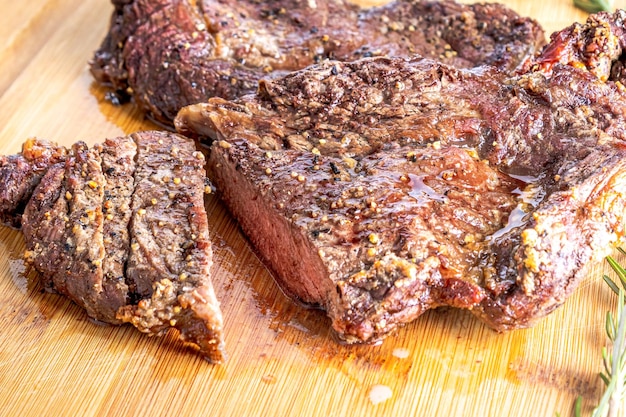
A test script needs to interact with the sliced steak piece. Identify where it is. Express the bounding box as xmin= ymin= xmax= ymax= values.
xmin=90 ymin=0 xmax=545 ymax=125
xmin=175 ymin=55 xmax=626 ymax=343
xmin=117 ymin=132 xmax=224 ymax=361
xmin=23 ymin=142 xmax=107 ymax=321
xmin=0 ymin=139 xmax=67 ymax=228
xmin=99 ymin=136 xmax=137 ymax=322
xmin=8 ymin=131 xmax=225 ymax=363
